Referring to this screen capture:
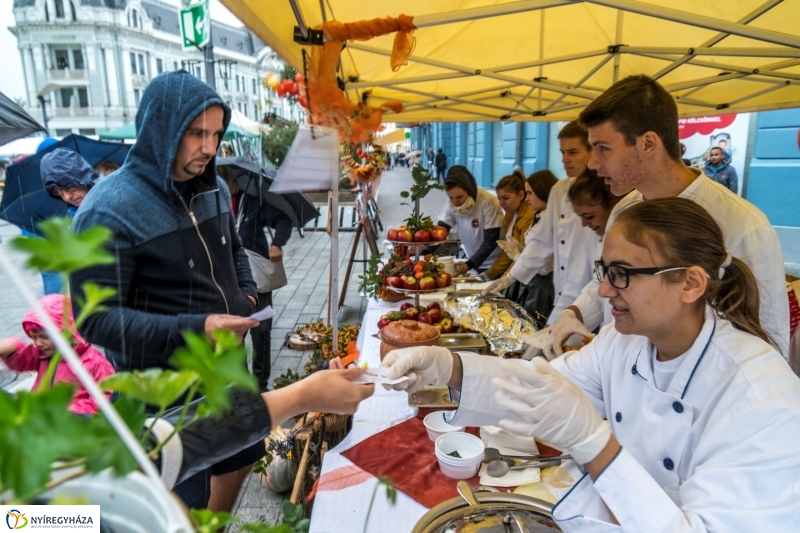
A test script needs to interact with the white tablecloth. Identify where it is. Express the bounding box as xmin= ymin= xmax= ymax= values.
xmin=309 ymin=297 xmax=430 ymax=533
xmin=308 ymin=298 xmax=577 ymax=532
